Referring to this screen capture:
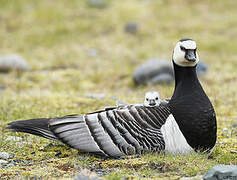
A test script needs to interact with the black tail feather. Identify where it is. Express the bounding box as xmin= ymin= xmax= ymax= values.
xmin=7 ymin=118 xmax=58 ymax=141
